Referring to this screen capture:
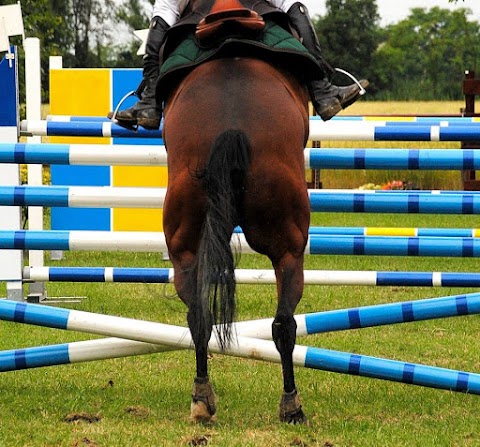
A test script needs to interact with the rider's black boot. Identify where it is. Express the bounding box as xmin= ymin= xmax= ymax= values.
xmin=287 ymin=2 xmax=368 ymax=121
xmin=108 ymin=17 xmax=169 ymax=130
